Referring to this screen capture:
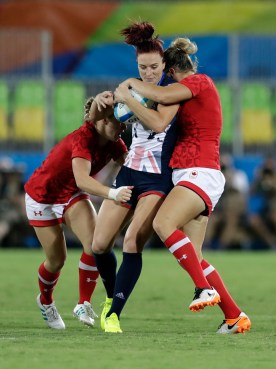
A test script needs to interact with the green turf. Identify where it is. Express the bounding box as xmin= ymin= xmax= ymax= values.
xmin=0 ymin=249 xmax=275 ymax=369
